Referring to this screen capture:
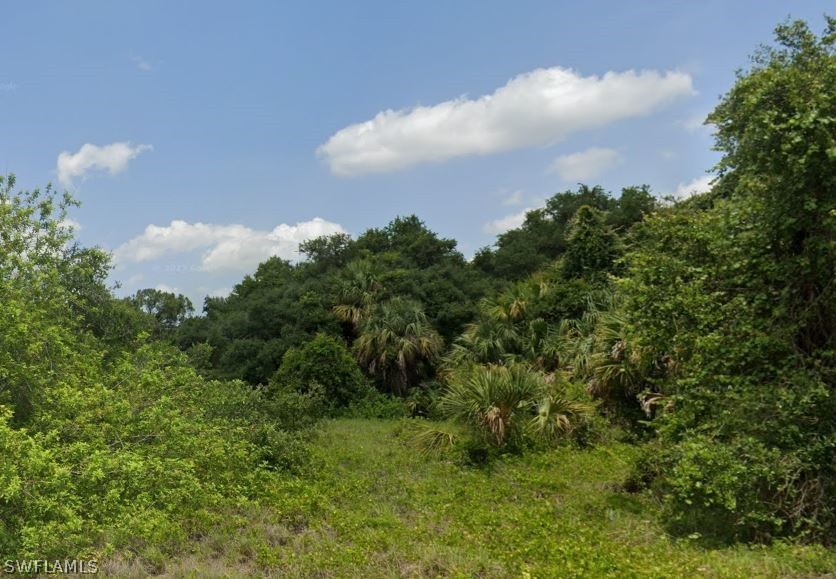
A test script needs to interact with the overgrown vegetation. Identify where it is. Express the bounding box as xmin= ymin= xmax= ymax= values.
xmin=0 ymin=17 xmax=833 ymax=574
xmin=99 ymin=420 xmax=836 ymax=577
